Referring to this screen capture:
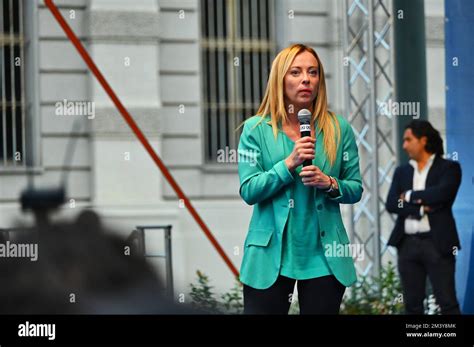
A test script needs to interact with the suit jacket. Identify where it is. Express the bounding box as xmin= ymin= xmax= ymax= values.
xmin=385 ymin=156 xmax=462 ymax=255
xmin=237 ymin=114 xmax=363 ymax=289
